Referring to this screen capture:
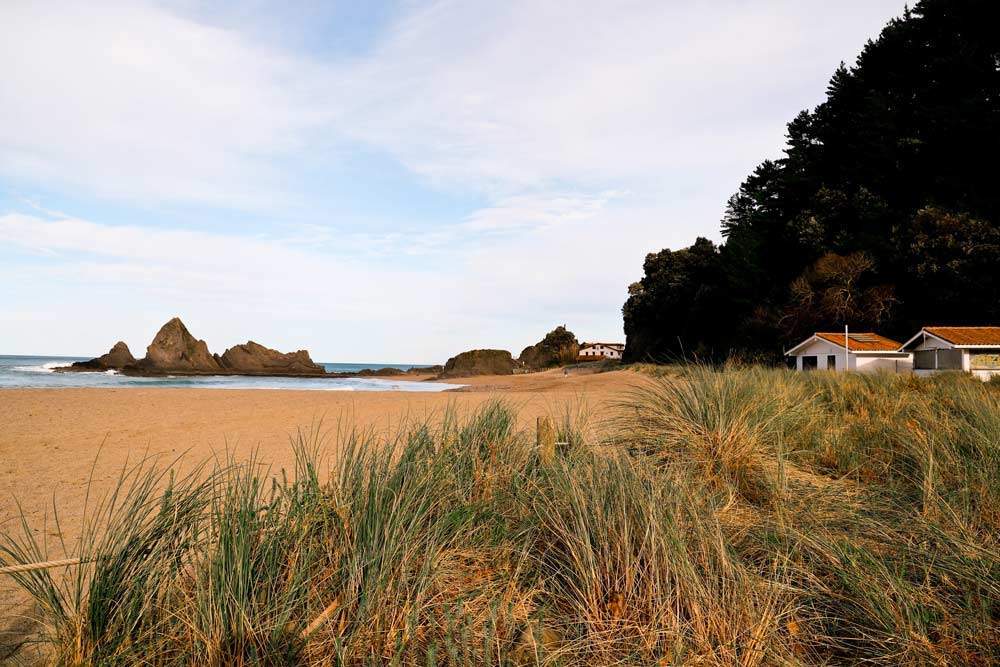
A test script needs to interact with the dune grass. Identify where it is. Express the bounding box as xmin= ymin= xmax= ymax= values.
xmin=2 ymin=368 xmax=998 ymax=665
